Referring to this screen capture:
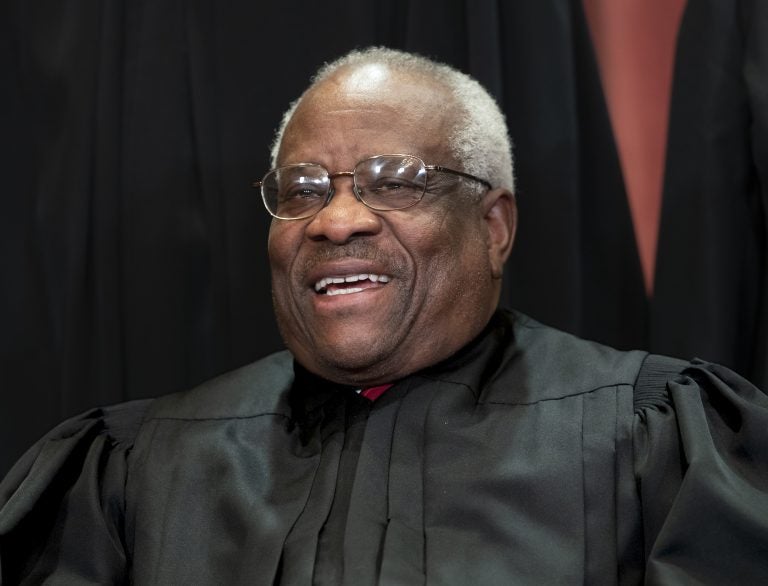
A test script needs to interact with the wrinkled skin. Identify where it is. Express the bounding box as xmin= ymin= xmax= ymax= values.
xmin=268 ymin=64 xmax=516 ymax=386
